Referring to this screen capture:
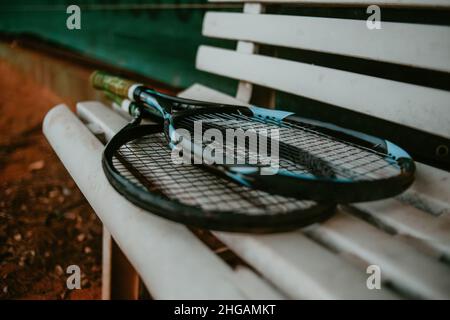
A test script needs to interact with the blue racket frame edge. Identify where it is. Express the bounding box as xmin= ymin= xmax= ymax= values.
xmin=129 ymin=86 xmax=416 ymax=203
